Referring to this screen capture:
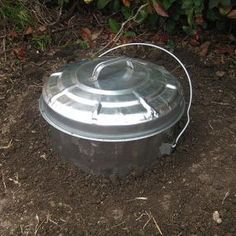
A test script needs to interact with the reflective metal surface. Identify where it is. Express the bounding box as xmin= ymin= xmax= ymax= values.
xmin=40 ymin=56 xmax=185 ymax=141
xmin=99 ymin=43 xmax=192 ymax=147
xmin=51 ymin=125 xmax=176 ymax=177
